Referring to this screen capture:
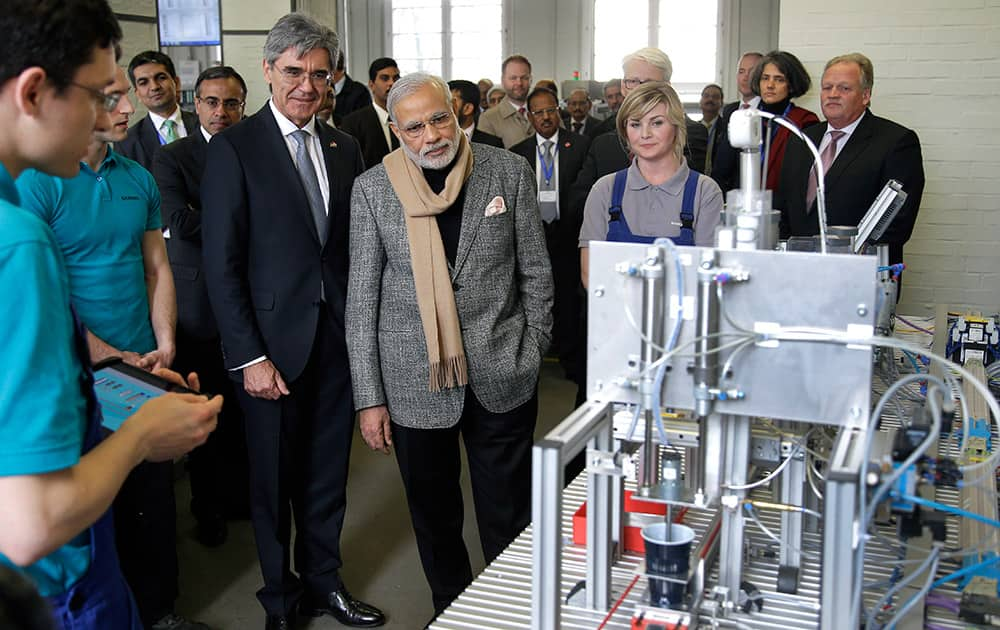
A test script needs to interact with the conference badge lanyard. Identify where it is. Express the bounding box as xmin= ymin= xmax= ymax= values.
xmin=537 ymin=143 xmax=558 ymax=204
